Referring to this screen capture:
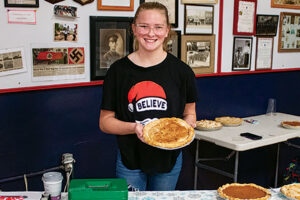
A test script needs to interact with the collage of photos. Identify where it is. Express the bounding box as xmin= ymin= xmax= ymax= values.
xmin=280 ymin=14 xmax=300 ymax=49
